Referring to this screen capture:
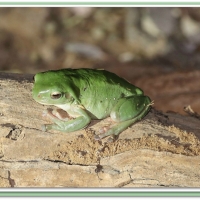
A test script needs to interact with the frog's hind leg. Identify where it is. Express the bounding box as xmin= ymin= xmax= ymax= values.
xmin=94 ymin=95 xmax=152 ymax=140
